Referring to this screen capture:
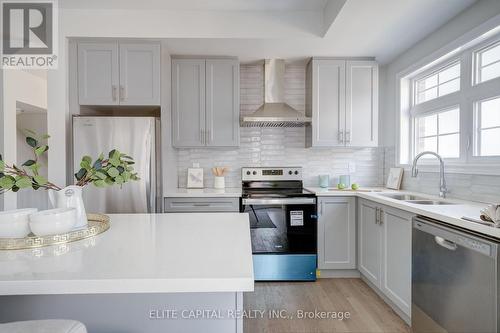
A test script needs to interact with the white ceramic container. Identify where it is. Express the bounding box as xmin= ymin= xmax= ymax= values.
xmin=49 ymin=185 xmax=88 ymax=229
xmin=0 ymin=208 xmax=38 ymax=238
xmin=29 ymin=208 xmax=77 ymax=237
xmin=214 ymin=176 xmax=225 ymax=189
